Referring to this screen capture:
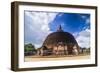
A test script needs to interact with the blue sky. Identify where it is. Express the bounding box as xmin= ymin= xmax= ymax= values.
xmin=24 ymin=11 xmax=90 ymax=48
xmin=49 ymin=13 xmax=90 ymax=33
